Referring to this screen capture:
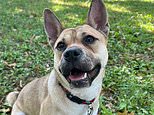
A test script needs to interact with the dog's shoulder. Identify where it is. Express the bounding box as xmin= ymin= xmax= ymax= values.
xmin=16 ymin=75 xmax=50 ymax=107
